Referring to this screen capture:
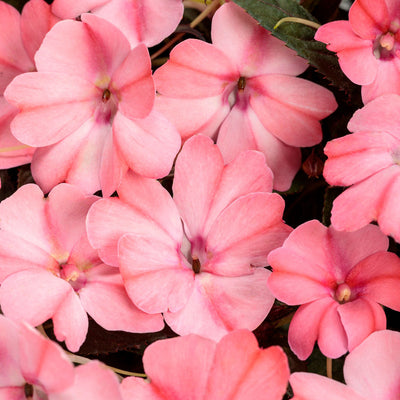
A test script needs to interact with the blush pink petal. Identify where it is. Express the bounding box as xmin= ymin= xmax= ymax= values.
xmin=18 ymin=323 xmax=74 ymax=393
xmin=112 ymin=43 xmax=154 ymax=120
xmin=290 ymin=372 xmax=364 ymax=400
xmin=121 ymin=377 xmax=162 ymax=400
xmin=0 ymin=99 xmax=34 ymax=169
xmin=318 ymin=301 xmax=348 ymax=359
xmin=118 ymin=233 xmax=194 ymax=314
xmin=315 ymin=21 xmax=377 ymax=84
xmin=349 ymin=0 xmax=390 ymax=39
xmin=117 ymin=172 xmax=183 ymax=244
xmin=155 ymin=95 xmax=229 ymax=142
xmin=0 ymin=184 xmax=53 ymax=253
xmin=347 ymin=252 xmax=400 ymax=310
xmin=51 ymin=0 xmax=108 ymax=17
xmin=344 ymin=330 xmax=400 ymax=400
xmin=79 ymin=264 xmax=164 ymax=333
xmin=173 ymin=135 xmax=224 ymax=241
xmin=91 ymin=0 xmax=184 ymax=48
xmin=0 ymin=2 xmax=34 ymax=91
xmin=46 ymin=183 xmax=98 ymax=252
xmin=165 ymin=269 xmax=273 ymax=340
xmin=113 ymin=110 xmax=180 ymax=179
xmin=30 ymin=120 xmax=112 ymax=195
xmin=140 ymin=335 xmax=216 ymax=400
xmin=51 ymin=361 xmax=123 ymax=400
xmin=205 ymin=193 xmax=290 ymax=275
xmin=205 ymin=331 xmax=289 ymax=400
xmin=338 ymin=297 xmax=386 ymax=352
xmin=250 ymin=75 xmax=336 ymax=147
xmin=5 ymin=72 xmax=98 ymax=146
xmin=154 ymin=39 xmax=238 ymax=98
xmin=324 ymin=131 xmax=397 ymax=186
xmin=20 ymin=0 xmax=59 ymax=62
xmin=330 ymin=166 xmax=400 ymax=234
xmin=203 ymin=149 xmax=274 ymax=236
xmin=35 ymin=14 xmax=130 ymax=81
xmin=288 ymin=297 xmax=336 ymax=360
xmin=217 ymin=105 xmax=301 ymax=191
xmin=362 ymin=58 xmax=400 ymax=102
xmin=211 ymin=2 xmax=308 ymax=76
xmin=347 ymin=94 xmax=400 ymax=134
xmin=87 ymin=176 xmax=180 ymax=266
xmin=0 ymin=268 xmax=72 ymax=328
